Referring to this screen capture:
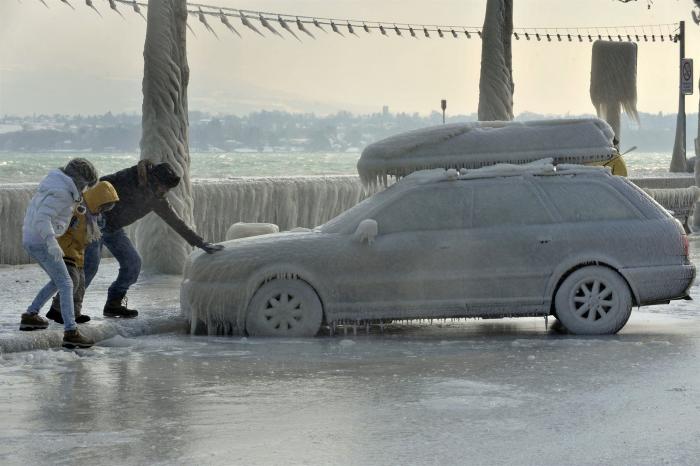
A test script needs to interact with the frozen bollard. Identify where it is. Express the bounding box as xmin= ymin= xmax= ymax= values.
xmin=225 ymin=222 xmax=279 ymax=241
